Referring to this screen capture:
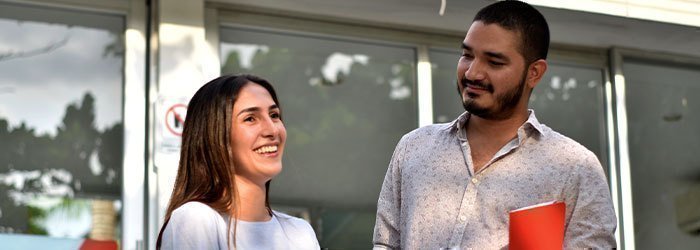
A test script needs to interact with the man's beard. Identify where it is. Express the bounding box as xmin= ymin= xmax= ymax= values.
xmin=458 ymin=71 xmax=527 ymax=120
